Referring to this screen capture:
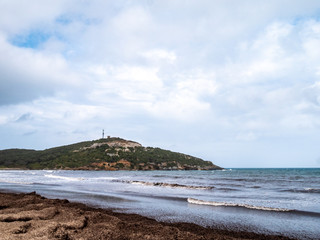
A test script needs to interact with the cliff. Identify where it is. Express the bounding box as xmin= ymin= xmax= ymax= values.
xmin=0 ymin=137 xmax=222 ymax=170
